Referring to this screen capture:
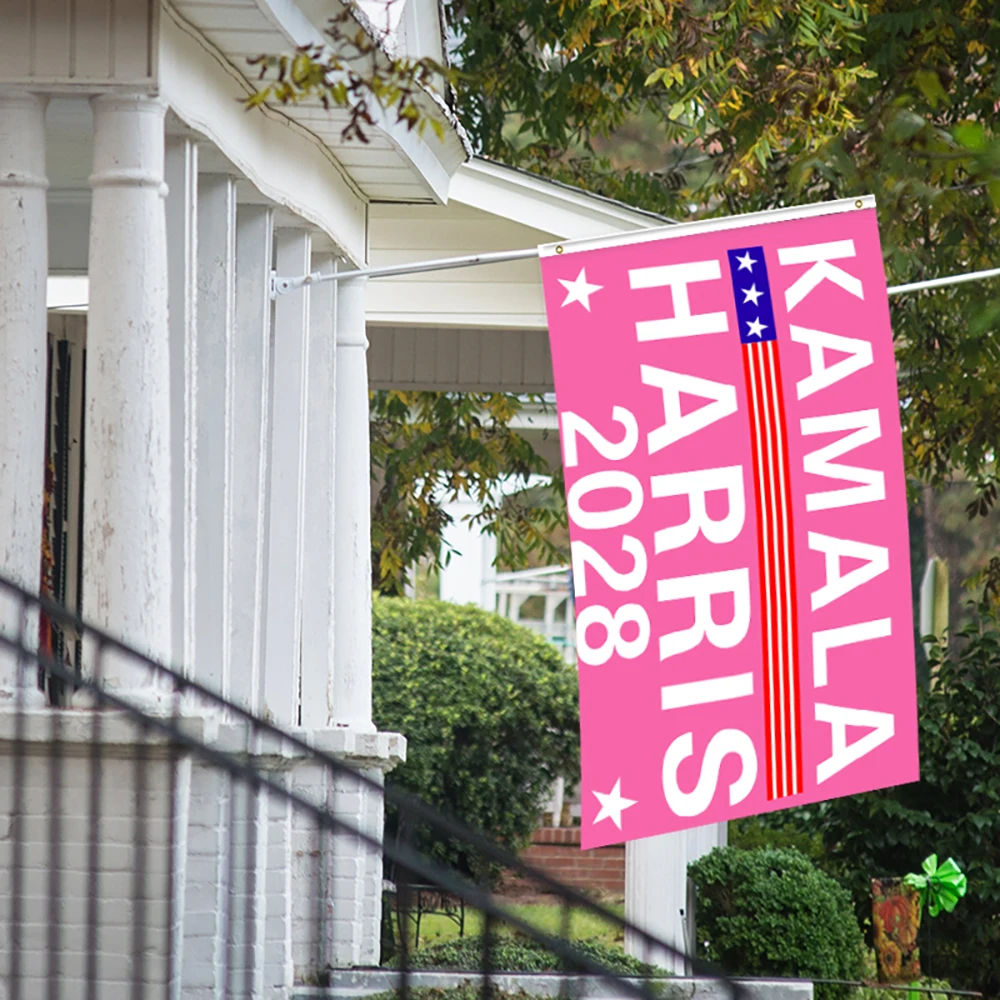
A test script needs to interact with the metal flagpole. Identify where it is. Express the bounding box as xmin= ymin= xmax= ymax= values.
xmin=886 ymin=265 xmax=1000 ymax=296
xmin=271 ymin=248 xmax=541 ymax=296
xmin=54 ymin=254 xmax=1000 ymax=308
xmin=271 ymin=252 xmax=1000 ymax=300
